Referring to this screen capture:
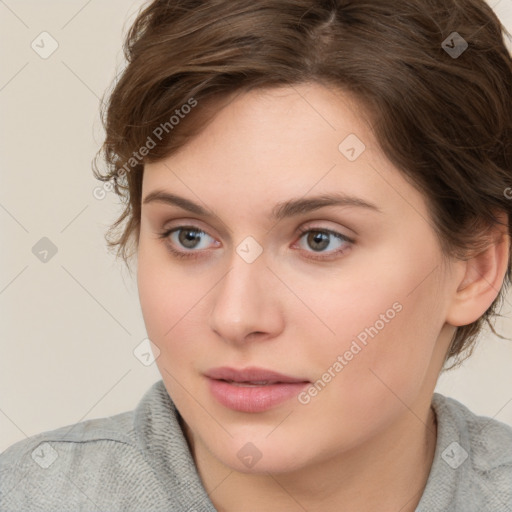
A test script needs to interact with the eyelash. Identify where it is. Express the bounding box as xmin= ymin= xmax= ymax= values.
xmin=157 ymin=225 xmax=354 ymax=261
